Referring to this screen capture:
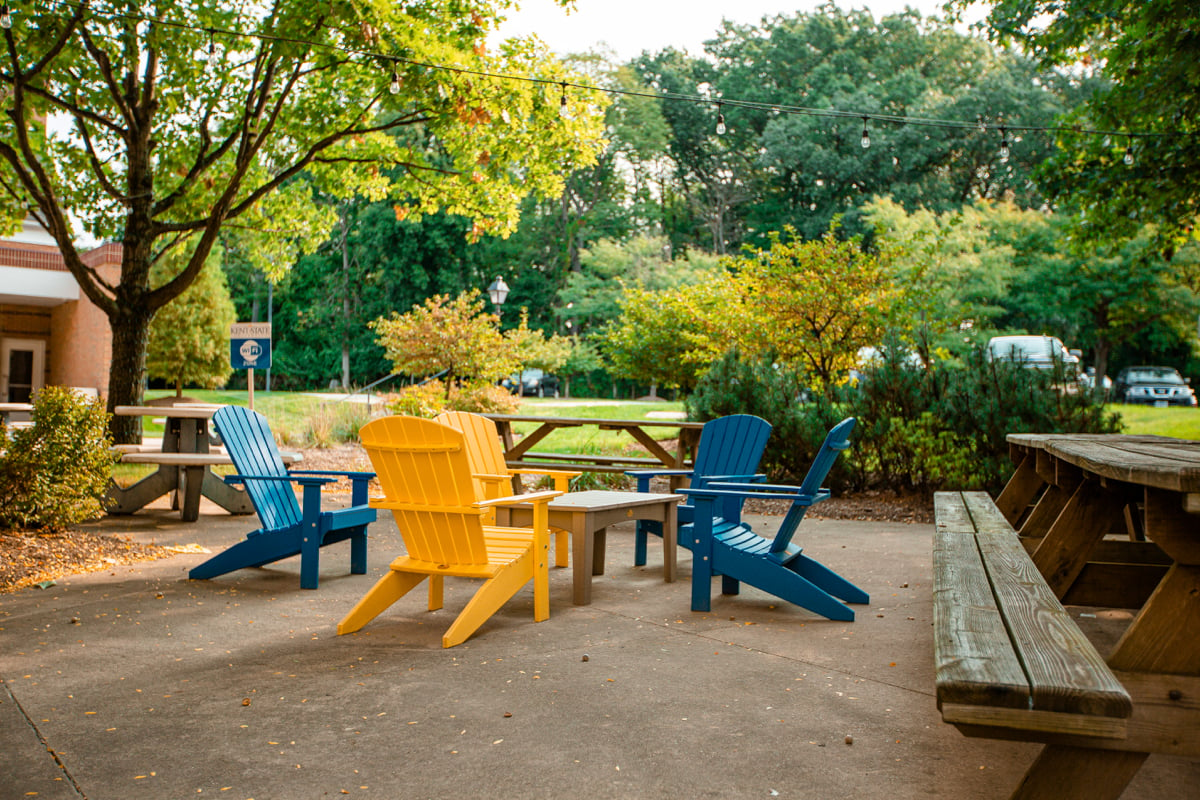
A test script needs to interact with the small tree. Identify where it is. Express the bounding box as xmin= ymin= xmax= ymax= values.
xmin=371 ymin=291 xmax=519 ymax=397
xmin=146 ymin=243 xmax=237 ymax=396
xmin=729 ymin=226 xmax=908 ymax=393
